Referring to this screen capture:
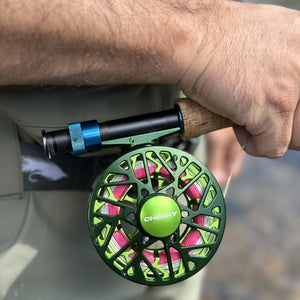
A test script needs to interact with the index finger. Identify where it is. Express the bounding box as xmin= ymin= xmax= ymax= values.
xmin=290 ymin=100 xmax=300 ymax=151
